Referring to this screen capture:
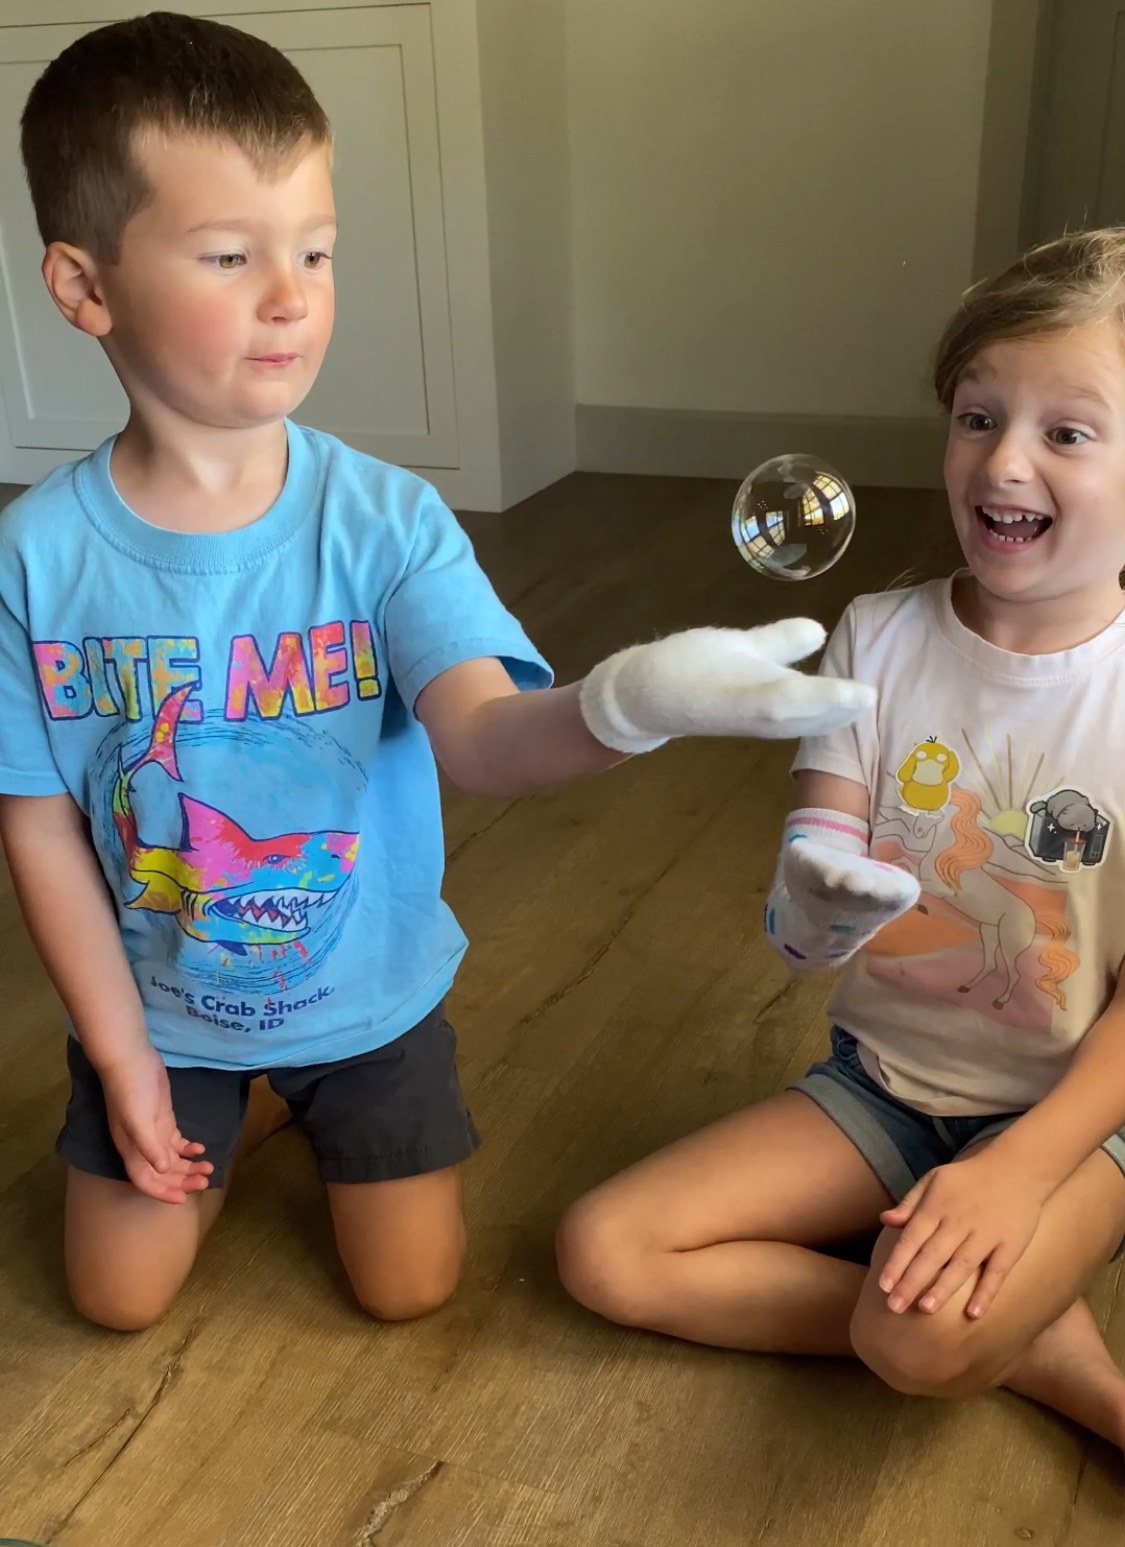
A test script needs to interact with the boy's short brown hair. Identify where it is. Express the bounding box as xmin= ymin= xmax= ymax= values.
xmin=933 ymin=227 xmax=1125 ymax=410
xmin=20 ymin=10 xmax=332 ymax=264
